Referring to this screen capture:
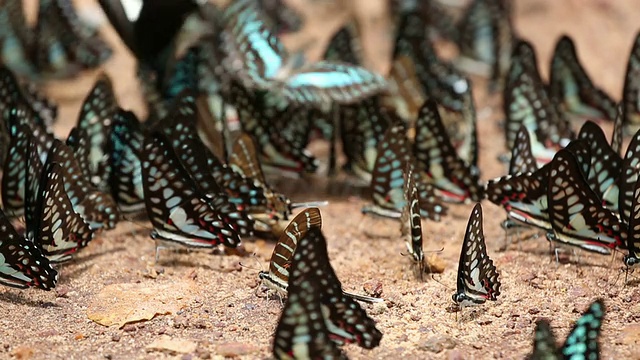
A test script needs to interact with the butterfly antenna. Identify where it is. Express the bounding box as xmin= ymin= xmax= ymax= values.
xmin=430 ymin=273 xmax=453 ymax=291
